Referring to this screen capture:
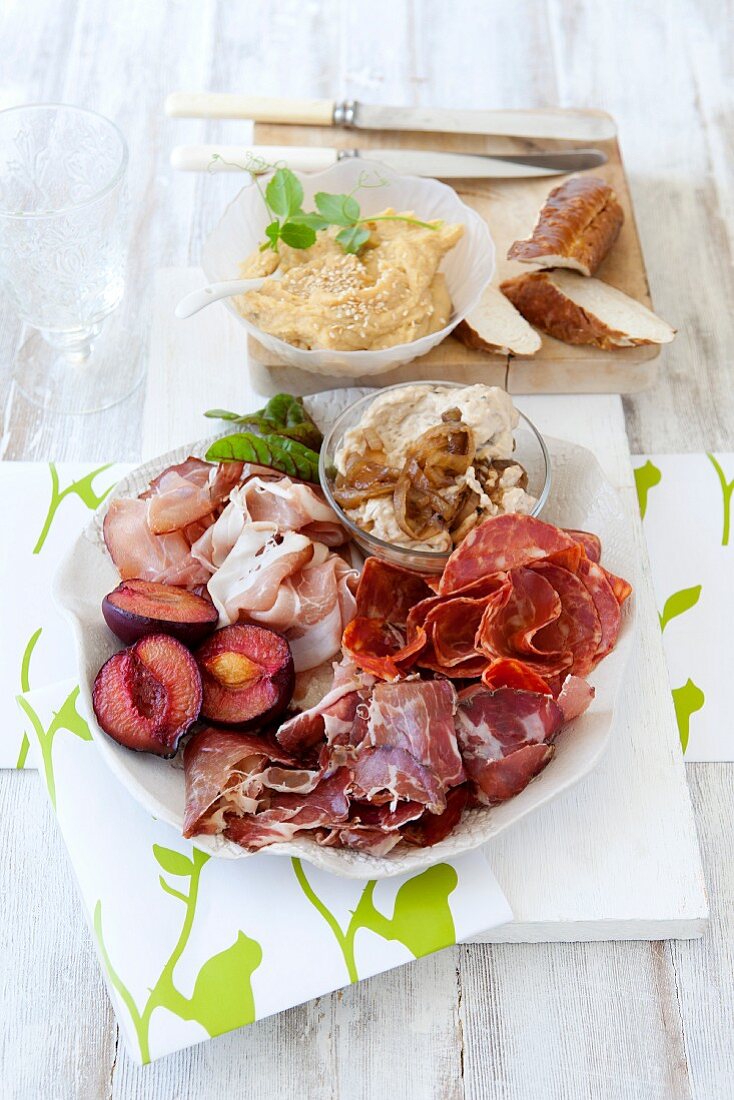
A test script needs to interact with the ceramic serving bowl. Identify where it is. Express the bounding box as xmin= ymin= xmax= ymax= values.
xmin=53 ymin=388 xmax=636 ymax=879
xmin=318 ymin=381 xmax=551 ymax=574
xmin=201 ymin=159 xmax=494 ymax=376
